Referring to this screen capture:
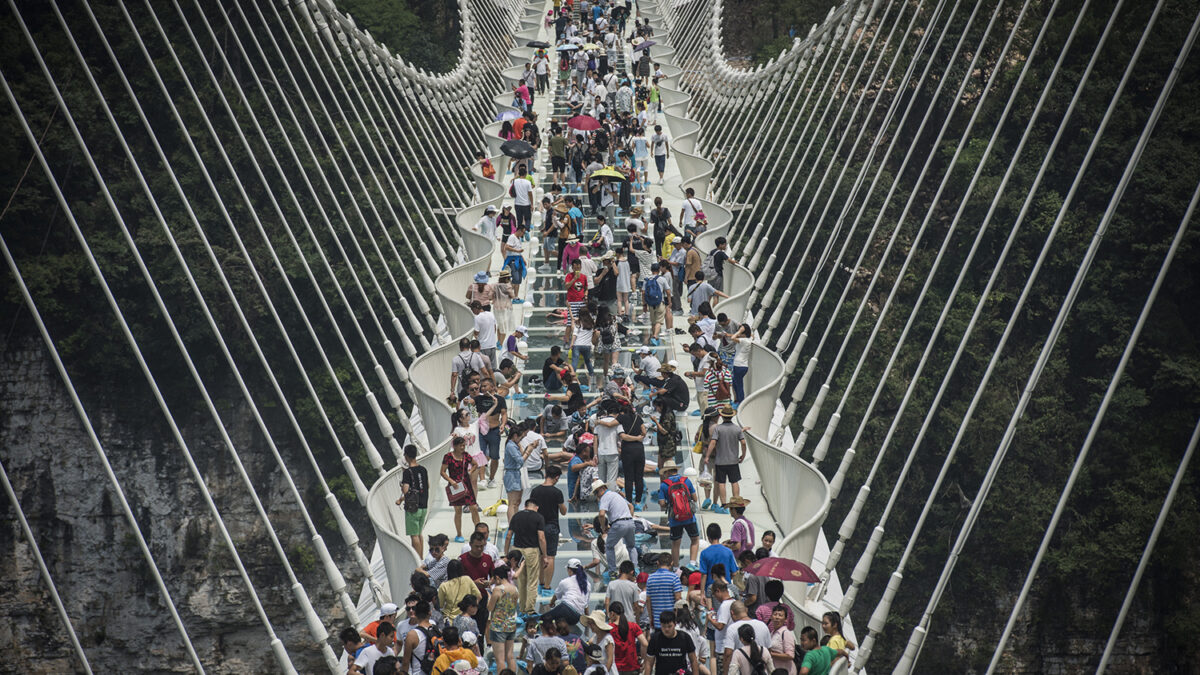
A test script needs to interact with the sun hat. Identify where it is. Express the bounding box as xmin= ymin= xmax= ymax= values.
xmin=719 ymin=405 xmax=737 ymax=418
xmin=727 ymin=496 xmax=751 ymax=508
xmin=591 ymin=479 xmax=607 ymax=493
xmin=461 ymin=631 xmax=478 ymax=646
xmin=581 ymin=610 xmax=613 ymax=632
xmin=683 ymin=467 xmax=699 ymax=478
xmin=473 ymin=271 xmax=489 ymax=283
xmin=579 ymin=432 xmax=595 ymax=444
xmin=450 ymin=660 xmax=474 ymax=674
xmin=499 ymin=269 xmax=512 ymax=279
xmin=659 ymin=459 xmax=679 ymax=474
